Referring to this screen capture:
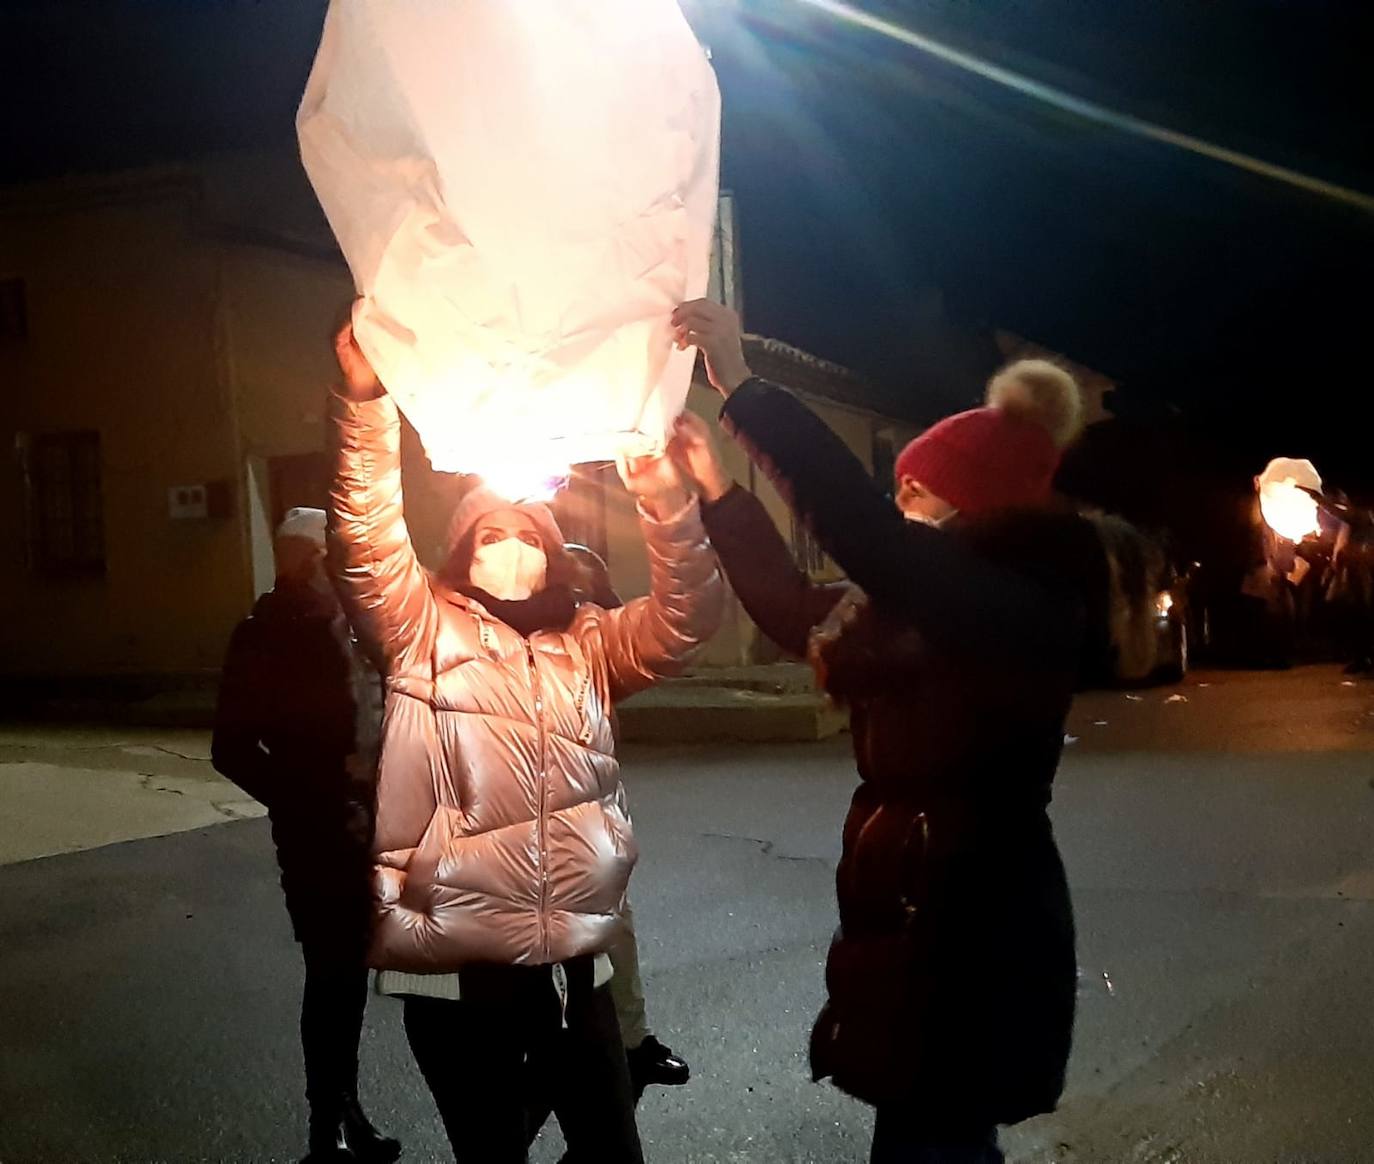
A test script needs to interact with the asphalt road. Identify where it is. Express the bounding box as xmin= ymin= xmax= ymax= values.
xmin=2 ymin=668 xmax=1374 ymax=1163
